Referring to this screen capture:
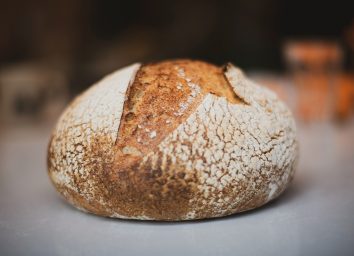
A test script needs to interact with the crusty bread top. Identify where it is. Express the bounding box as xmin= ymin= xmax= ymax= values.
xmin=115 ymin=60 xmax=242 ymax=173
xmin=48 ymin=60 xmax=297 ymax=220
